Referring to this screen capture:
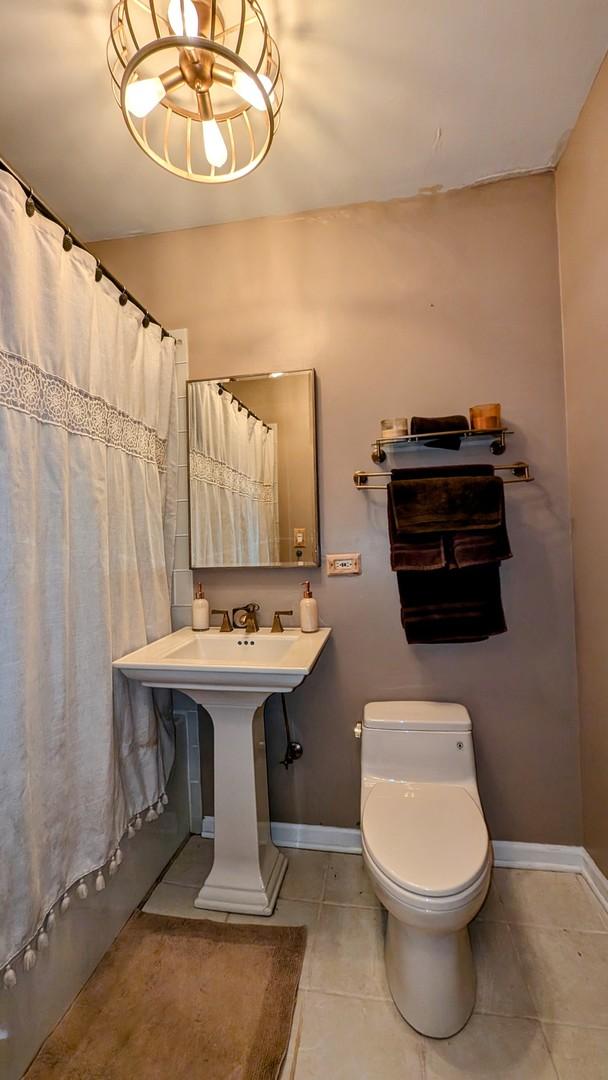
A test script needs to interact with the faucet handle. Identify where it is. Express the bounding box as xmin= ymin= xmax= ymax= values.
xmin=233 ymin=603 xmax=261 ymax=633
xmin=212 ymin=609 xmax=233 ymax=633
xmin=271 ymin=610 xmax=293 ymax=633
